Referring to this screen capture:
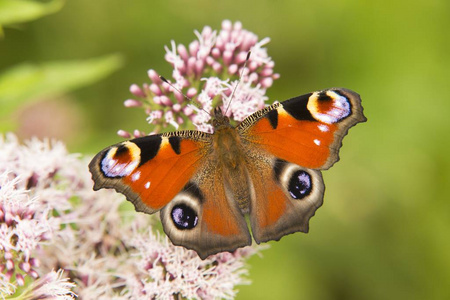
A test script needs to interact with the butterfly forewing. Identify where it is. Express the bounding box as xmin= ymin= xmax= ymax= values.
xmin=238 ymin=88 xmax=366 ymax=170
xmin=89 ymin=131 xmax=212 ymax=214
